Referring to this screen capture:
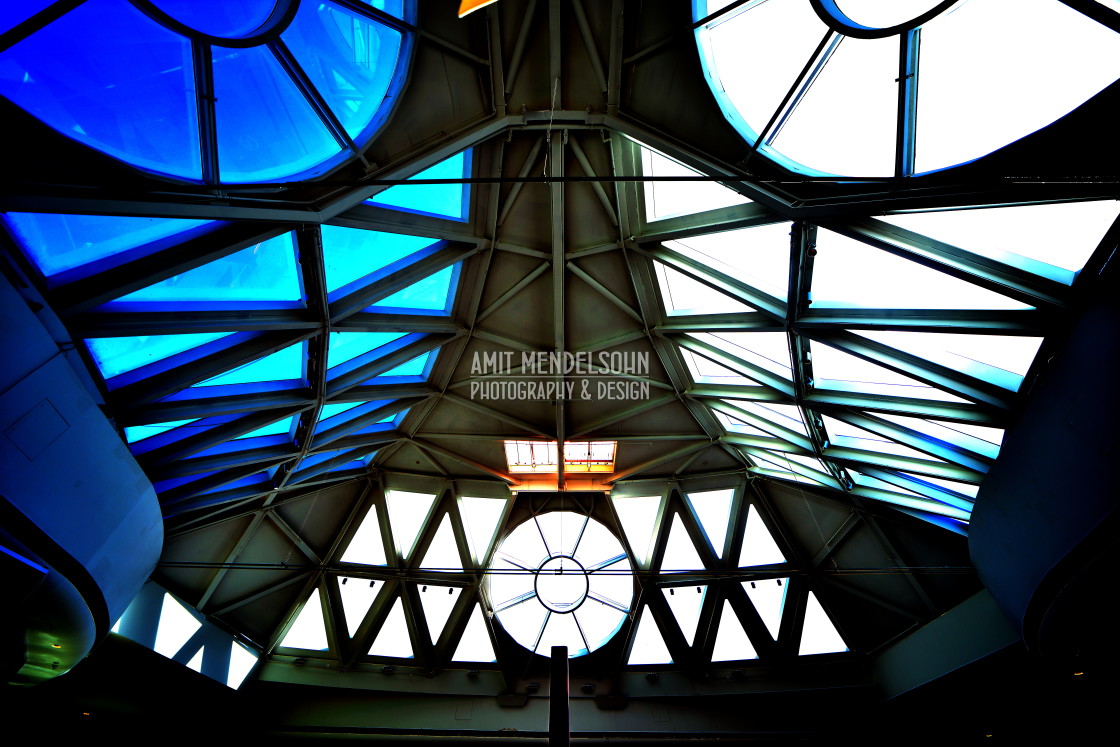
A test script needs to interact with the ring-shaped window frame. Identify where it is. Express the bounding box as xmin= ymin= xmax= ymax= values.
xmin=130 ymin=0 xmax=300 ymax=47
xmin=809 ymin=0 xmax=965 ymax=39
